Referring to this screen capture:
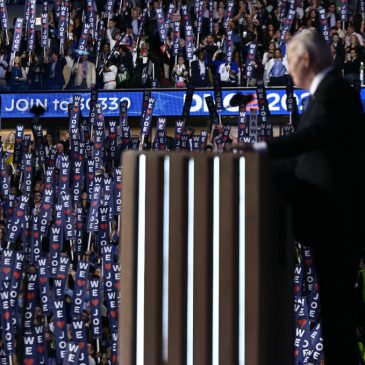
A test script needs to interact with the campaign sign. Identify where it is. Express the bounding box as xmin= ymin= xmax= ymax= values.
xmin=0 ymin=88 xmax=323 ymax=118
